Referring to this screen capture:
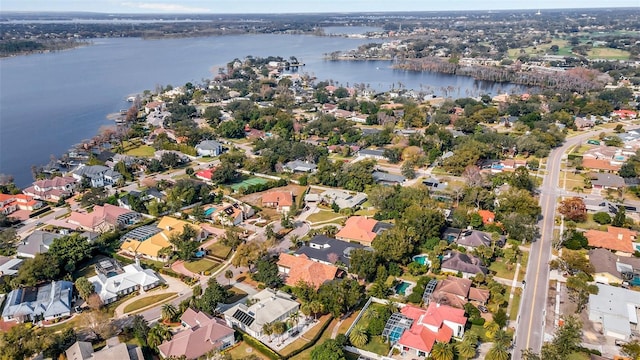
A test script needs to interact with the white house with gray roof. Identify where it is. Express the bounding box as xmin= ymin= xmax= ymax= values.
xmin=2 ymin=280 xmax=73 ymax=322
xmin=372 ymin=171 xmax=406 ymax=185
xmin=71 ymin=164 xmax=122 ymax=187
xmin=589 ymin=283 xmax=640 ymax=340
xmin=195 ymin=140 xmax=224 ymax=157
xmin=311 ymin=189 xmax=367 ymax=210
xmin=358 ymin=148 xmax=387 ymax=160
xmin=88 ymin=258 xmax=162 ymax=304
xmin=223 ymin=288 xmax=299 ymax=338
xmin=284 ymin=160 xmax=317 ymax=173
